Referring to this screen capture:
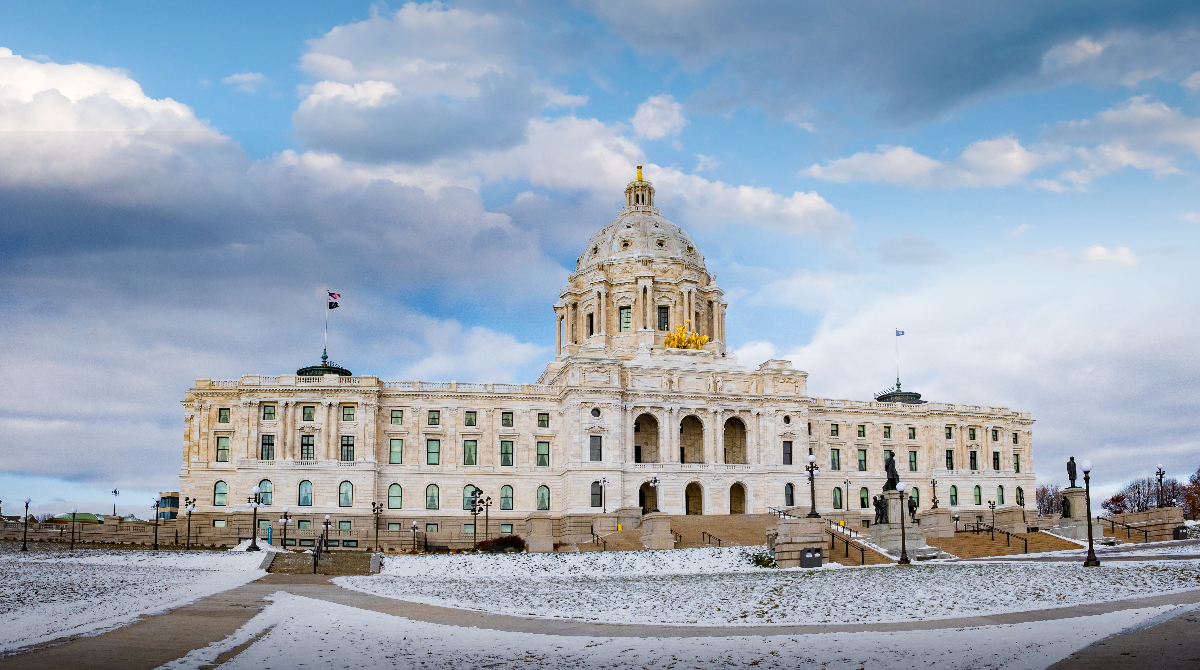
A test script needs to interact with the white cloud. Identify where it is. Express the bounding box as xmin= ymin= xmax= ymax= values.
xmin=732 ymin=341 xmax=777 ymax=369
xmin=1182 ymin=212 xmax=1200 ymax=223
xmin=877 ymin=234 xmax=953 ymax=266
xmin=1042 ymin=37 xmax=1108 ymax=72
xmin=401 ymin=319 xmax=549 ymax=382
xmin=1080 ymin=245 xmax=1137 ymax=266
xmin=221 ymin=72 xmax=267 ymax=93
xmin=1182 ymin=71 xmax=1200 ymax=93
xmin=631 ymin=94 xmax=687 ymax=139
